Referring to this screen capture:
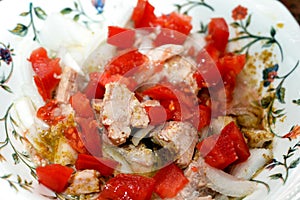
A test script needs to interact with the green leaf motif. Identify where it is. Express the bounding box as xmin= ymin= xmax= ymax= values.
xmin=289 ymin=157 xmax=300 ymax=169
xmin=12 ymin=153 xmax=20 ymax=165
xmin=262 ymin=40 xmax=274 ymax=48
xmin=19 ymin=12 xmax=29 ymax=17
xmin=269 ymin=173 xmax=283 ymax=180
xmin=293 ymin=99 xmax=300 ymax=105
xmin=9 ymin=23 xmax=28 ymax=37
xmin=276 ymin=87 xmax=286 ymax=103
xmin=245 ymin=14 xmax=252 ymax=28
xmin=73 ymin=14 xmax=80 ymax=22
xmin=0 ymin=84 xmax=12 ymax=93
xmin=34 ymin=7 xmax=47 ymax=20
xmin=230 ymin=22 xmax=240 ymax=28
xmin=60 ymin=7 xmax=73 ymax=15
xmin=270 ymin=27 xmax=276 ymax=38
